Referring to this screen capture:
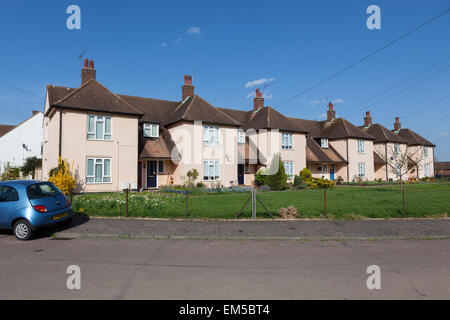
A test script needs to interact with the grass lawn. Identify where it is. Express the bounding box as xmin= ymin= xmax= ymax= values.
xmin=71 ymin=182 xmax=450 ymax=219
